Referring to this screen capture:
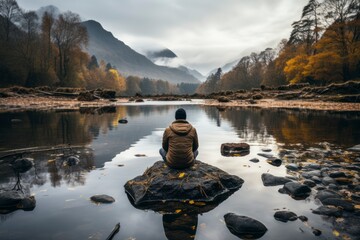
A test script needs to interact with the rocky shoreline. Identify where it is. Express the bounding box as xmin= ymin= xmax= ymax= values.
xmin=0 ymin=82 xmax=360 ymax=113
